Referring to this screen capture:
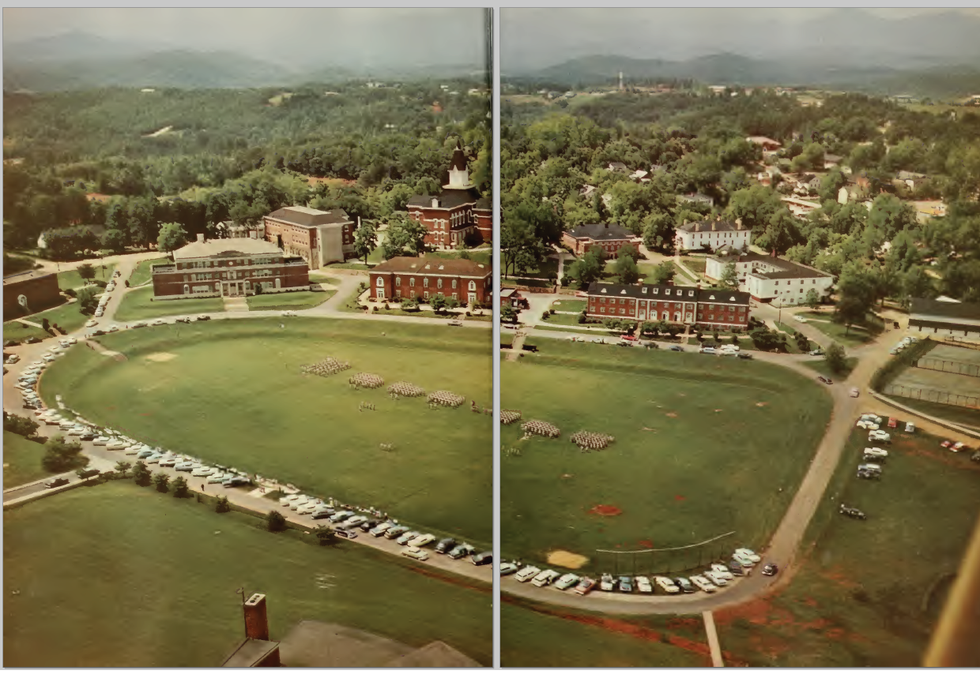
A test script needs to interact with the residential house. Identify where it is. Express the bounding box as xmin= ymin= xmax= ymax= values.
xmin=675 ymin=216 xmax=751 ymax=252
